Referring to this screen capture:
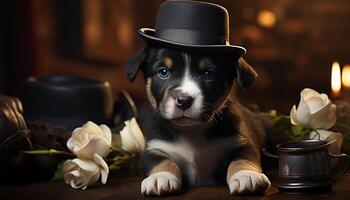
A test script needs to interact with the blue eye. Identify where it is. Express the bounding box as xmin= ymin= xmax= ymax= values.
xmin=203 ymin=70 xmax=216 ymax=81
xmin=158 ymin=67 xmax=170 ymax=79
